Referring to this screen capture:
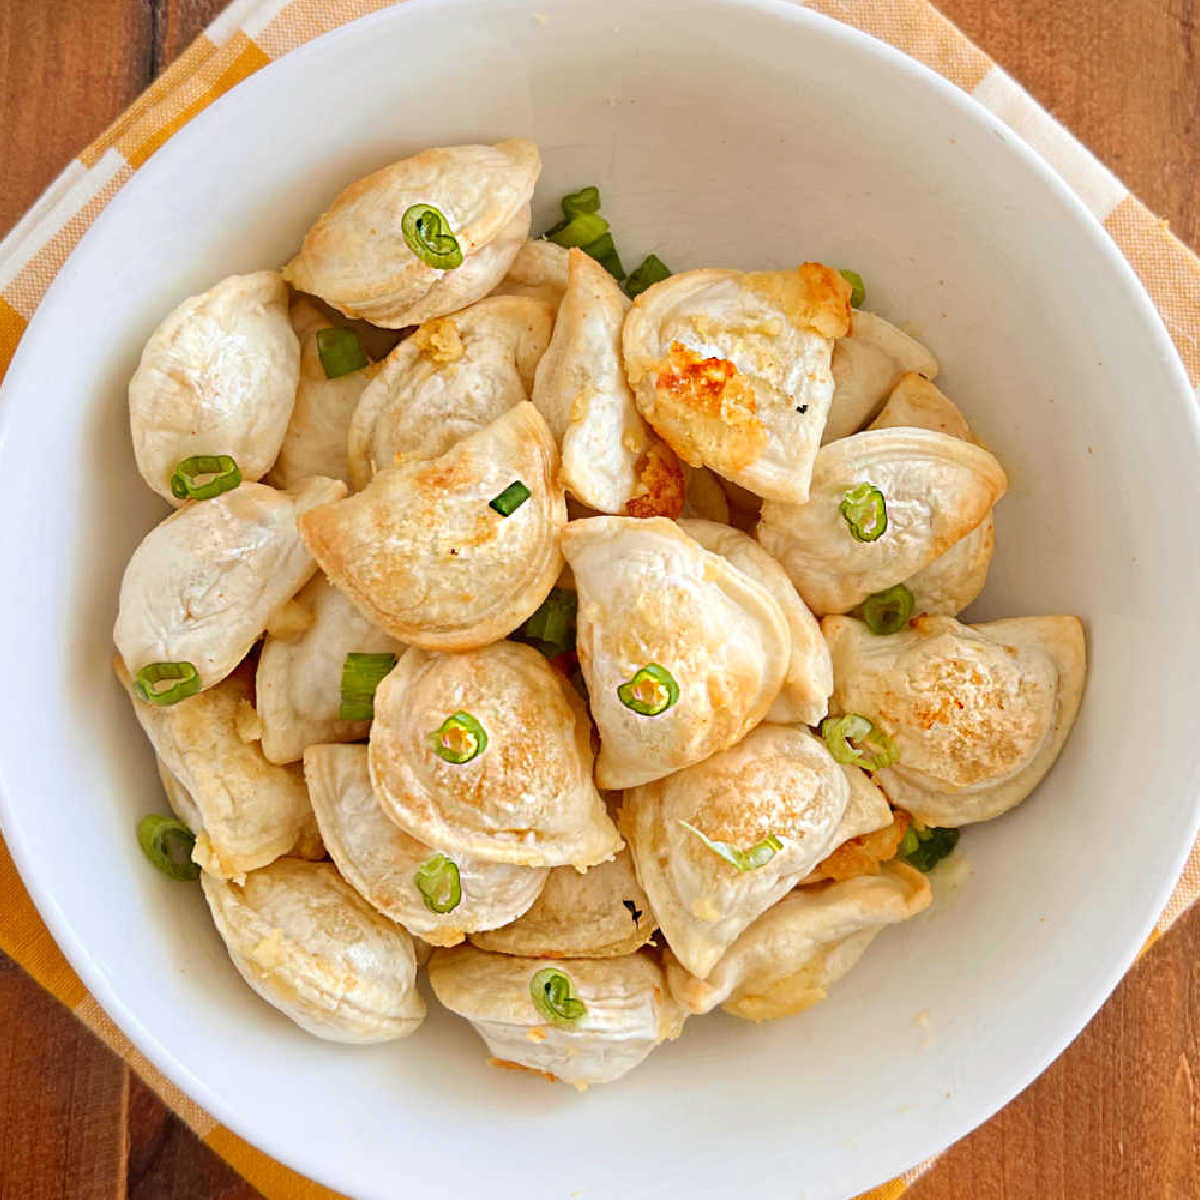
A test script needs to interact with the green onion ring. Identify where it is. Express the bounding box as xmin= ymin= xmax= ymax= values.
xmin=820 ymin=713 xmax=899 ymax=771
xmin=561 ymin=186 xmax=601 ymax=217
xmin=838 ymin=268 xmax=866 ymax=308
xmin=901 ymin=825 xmax=960 ymax=872
xmin=529 ymin=967 xmax=587 ymax=1027
xmin=133 ymin=661 xmax=201 ymax=707
xmin=840 ymin=482 xmax=888 ymax=542
xmin=624 ymin=254 xmax=672 ymax=299
xmin=617 ymin=664 xmax=679 ymax=716
xmin=401 ymin=203 xmax=463 ymax=269
xmin=136 ymin=814 xmax=200 ymax=881
xmin=169 ymin=454 xmax=241 ymax=501
xmin=489 ymin=480 xmax=531 ymax=516
xmin=414 ymin=853 xmax=462 ymax=914
xmin=679 ymin=821 xmax=783 ymax=872
xmin=430 ymin=712 xmax=487 ymax=764
xmin=316 ymin=327 xmax=369 ymax=378
xmin=338 ymin=652 xmax=397 ymax=721
xmin=545 ymin=210 xmax=609 ymax=249
xmin=862 ymin=583 xmax=914 ymax=635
